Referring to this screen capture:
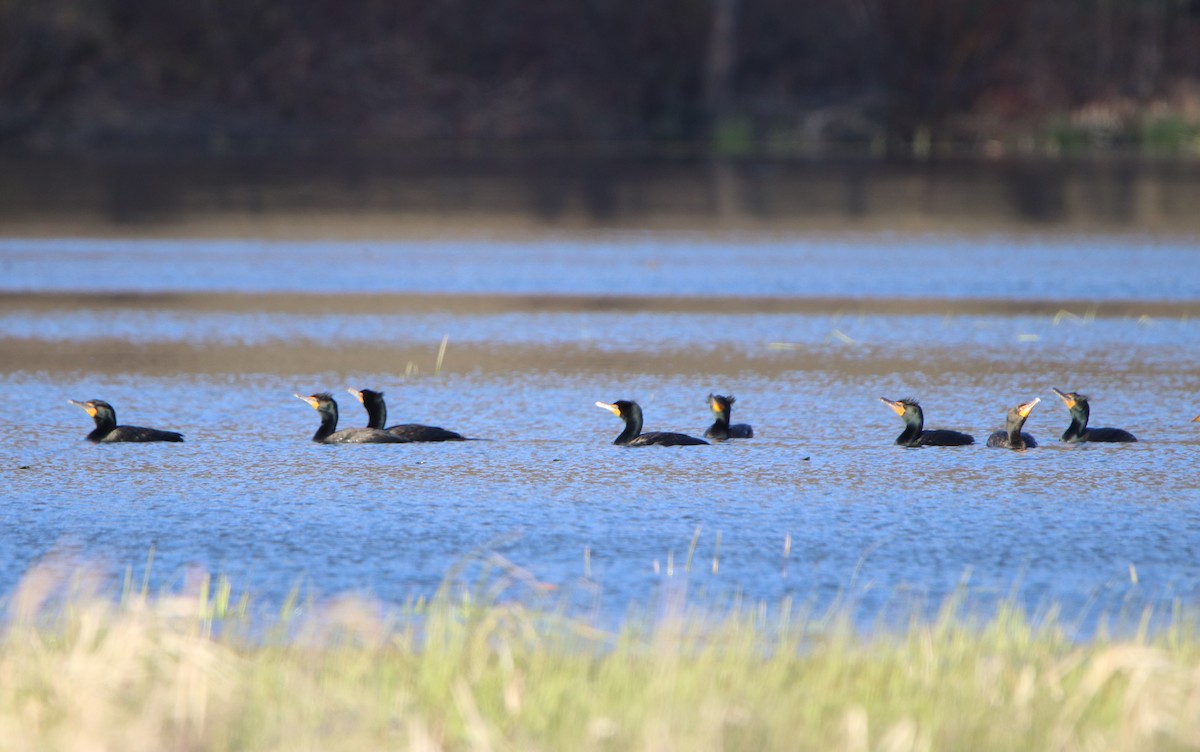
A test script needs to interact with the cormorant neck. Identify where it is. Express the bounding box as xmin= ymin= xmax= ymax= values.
xmin=1062 ymin=405 xmax=1088 ymax=441
xmin=313 ymin=407 xmax=338 ymax=442
xmin=711 ymin=409 xmax=730 ymax=428
xmin=708 ymin=408 xmax=730 ymax=439
xmin=614 ymin=408 xmax=643 ymax=445
xmin=86 ymin=426 xmax=112 ymax=443
xmin=1074 ymin=404 xmax=1090 ymax=429
xmin=87 ymin=411 xmax=117 ymax=442
xmin=364 ymin=397 xmax=387 ymax=430
xmin=896 ymin=411 xmax=923 ymax=446
xmin=1007 ymin=417 xmax=1027 ymax=449
xmin=707 ymin=420 xmax=729 ymax=440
